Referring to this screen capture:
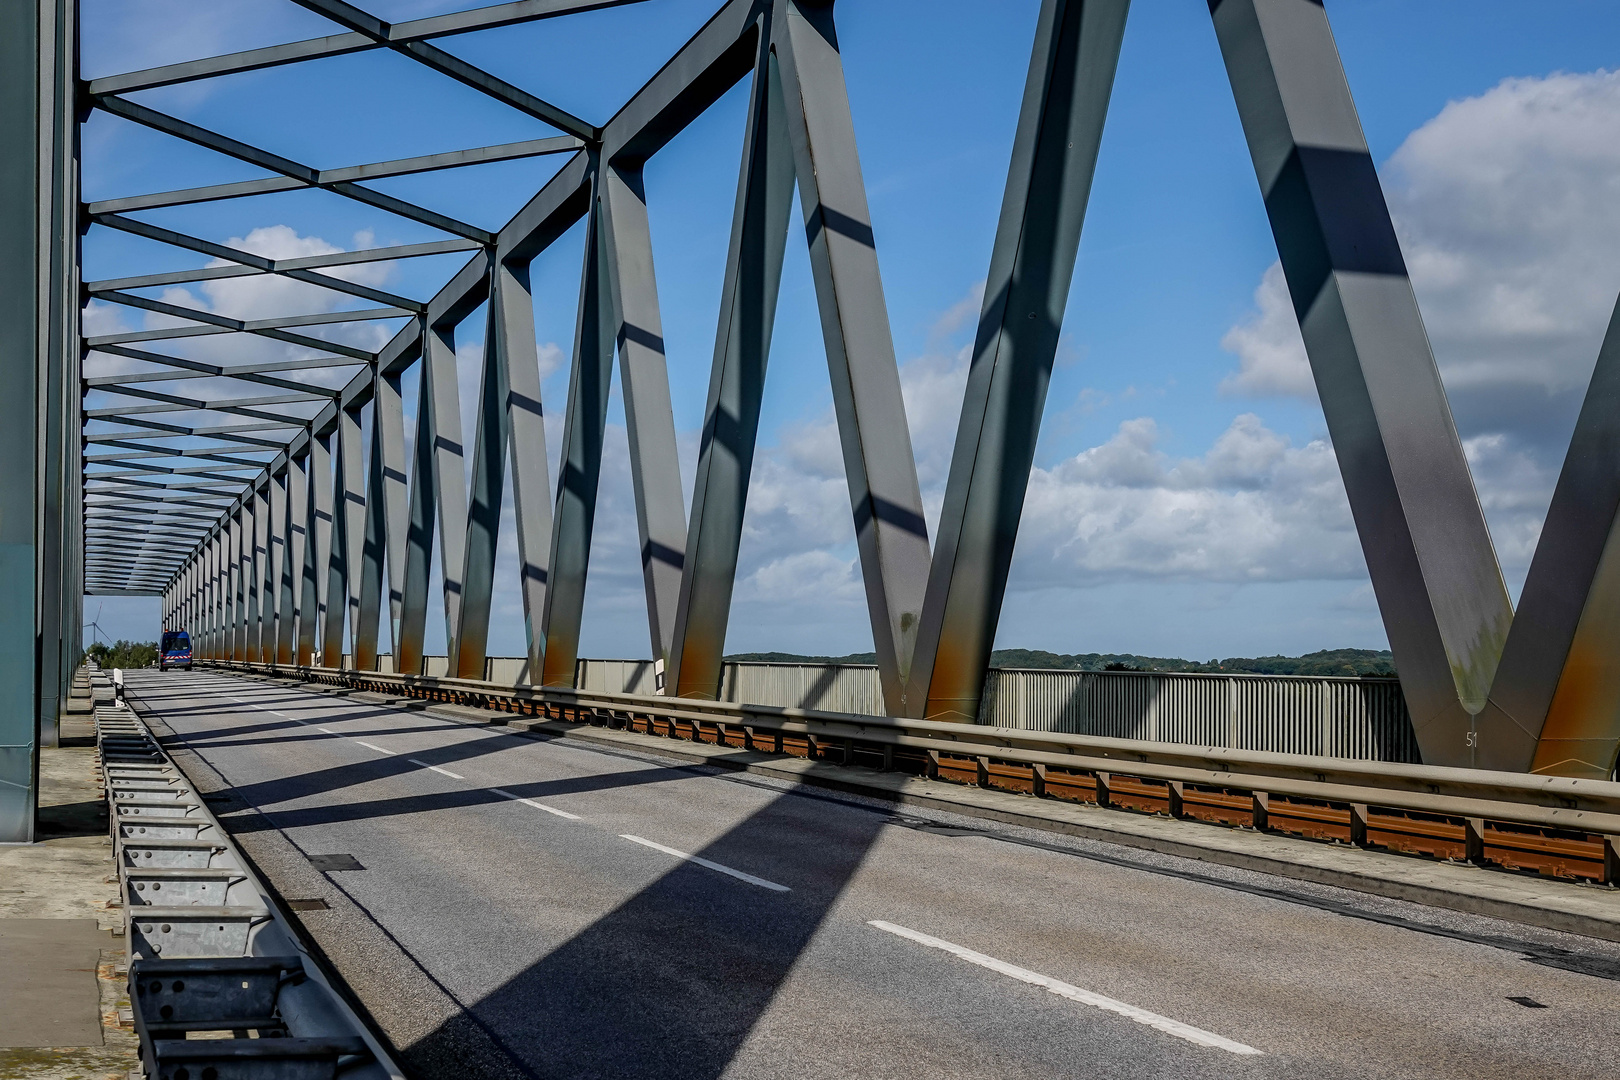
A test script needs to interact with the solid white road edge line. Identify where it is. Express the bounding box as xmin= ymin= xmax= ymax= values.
xmin=407 ymin=758 xmax=466 ymax=780
xmin=355 ymin=741 xmax=396 ymax=755
xmin=619 ymin=834 xmax=790 ymax=892
xmin=866 ymin=920 xmax=1261 ymax=1056
xmin=490 ymin=787 xmax=581 ymax=819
